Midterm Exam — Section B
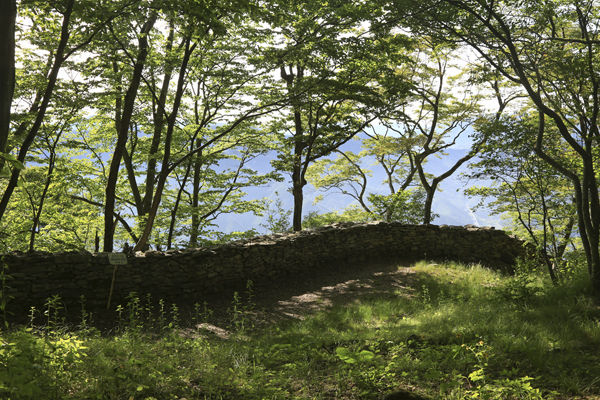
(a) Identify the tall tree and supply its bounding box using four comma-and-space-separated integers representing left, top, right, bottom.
103, 9, 157, 251
381, 40, 487, 224
263, 0, 404, 231
467, 110, 577, 283
0, 0, 136, 228
130, 6, 286, 251
0, 0, 77, 224
0, 0, 16, 157
306, 126, 426, 223
403, 0, 600, 290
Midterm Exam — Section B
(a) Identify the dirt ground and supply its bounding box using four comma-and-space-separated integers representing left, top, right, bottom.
195, 259, 422, 336
49, 259, 424, 334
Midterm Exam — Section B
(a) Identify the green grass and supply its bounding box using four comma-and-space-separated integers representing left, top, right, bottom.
1, 261, 600, 399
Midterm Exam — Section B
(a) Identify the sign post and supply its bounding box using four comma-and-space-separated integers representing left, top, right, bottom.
99, 252, 129, 310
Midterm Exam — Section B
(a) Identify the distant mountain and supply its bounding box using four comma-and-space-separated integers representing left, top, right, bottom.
216, 145, 503, 234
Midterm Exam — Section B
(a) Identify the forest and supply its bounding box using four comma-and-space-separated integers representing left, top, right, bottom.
1, 0, 599, 289
0, 1, 600, 398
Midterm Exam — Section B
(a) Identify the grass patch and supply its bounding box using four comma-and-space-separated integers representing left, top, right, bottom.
1, 261, 599, 399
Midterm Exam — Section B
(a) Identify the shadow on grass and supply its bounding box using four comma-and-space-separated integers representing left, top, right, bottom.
255, 262, 600, 398
3, 260, 600, 399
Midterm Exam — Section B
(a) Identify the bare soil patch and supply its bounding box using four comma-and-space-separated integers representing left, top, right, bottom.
198, 259, 422, 334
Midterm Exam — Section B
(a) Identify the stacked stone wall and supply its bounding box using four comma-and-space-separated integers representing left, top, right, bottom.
0, 223, 527, 320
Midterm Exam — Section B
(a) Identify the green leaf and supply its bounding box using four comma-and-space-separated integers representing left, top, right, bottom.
0, 152, 25, 170
468, 368, 485, 383
335, 346, 356, 364
356, 349, 375, 362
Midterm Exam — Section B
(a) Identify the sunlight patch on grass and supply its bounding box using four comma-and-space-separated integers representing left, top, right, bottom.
1, 260, 599, 399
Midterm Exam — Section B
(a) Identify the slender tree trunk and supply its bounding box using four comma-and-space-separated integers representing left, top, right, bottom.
94, 230, 100, 252
383, 163, 396, 221
292, 163, 305, 232
29, 133, 63, 252
122, 146, 143, 212
104, 14, 156, 252
422, 184, 436, 225
168, 139, 195, 249
291, 113, 307, 232
0, 53, 50, 174
0, 0, 16, 155
0, 0, 74, 223
416, 150, 479, 225
540, 194, 558, 284
591, 237, 600, 292
335, 150, 372, 214
167, 164, 192, 249
566, 138, 600, 290
189, 139, 202, 247
111, 64, 143, 213
280, 65, 307, 232
555, 215, 575, 261
29, 156, 54, 252
583, 152, 600, 292
143, 22, 175, 215
584, 164, 600, 291
380, 157, 397, 195
133, 37, 195, 252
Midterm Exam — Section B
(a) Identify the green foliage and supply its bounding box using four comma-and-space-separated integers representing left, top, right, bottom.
466, 112, 578, 282
0, 329, 88, 399
43, 295, 65, 334
302, 189, 429, 228
335, 346, 377, 364
447, 342, 545, 400
259, 0, 411, 230
259, 192, 292, 234
0, 153, 24, 172
3, 0, 600, 395
302, 205, 371, 228
0, 262, 11, 329
3, 0, 599, 291
0, 260, 598, 399
368, 189, 430, 223
305, 148, 373, 207
402, 0, 600, 287
228, 280, 256, 333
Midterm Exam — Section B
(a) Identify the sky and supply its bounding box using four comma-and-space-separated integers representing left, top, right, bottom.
214, 134, 502, 235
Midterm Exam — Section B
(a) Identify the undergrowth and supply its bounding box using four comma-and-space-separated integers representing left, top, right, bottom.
1, 261, 599, 399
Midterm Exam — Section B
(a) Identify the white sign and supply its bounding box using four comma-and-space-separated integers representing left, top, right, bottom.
106, 253, 128, 265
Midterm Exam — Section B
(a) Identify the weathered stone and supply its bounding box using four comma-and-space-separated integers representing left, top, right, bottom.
0, 223, 526, 321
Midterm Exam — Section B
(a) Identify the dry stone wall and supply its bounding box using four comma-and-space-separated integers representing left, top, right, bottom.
1, 222, 527, 320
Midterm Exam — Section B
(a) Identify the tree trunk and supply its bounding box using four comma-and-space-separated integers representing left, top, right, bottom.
584, 156, 600, 293
167, 164, 191, 249
133, 38, 195, 252
554, 215, 575, 261
143, 23, 175, 215
280, 65, 306, 232
0, 53, 50, 174
539, 184, 558, 284
415, 150, 478, 226
291, 115, 306, 232
591, 248, 600, 294
0, 0, 16, 155
104, 14, 156, 252
29, 133, 62, 252
422, 184, 436, 225
292, 169, 305, 232
189, 139, 202, 247
0, 0, 74, 224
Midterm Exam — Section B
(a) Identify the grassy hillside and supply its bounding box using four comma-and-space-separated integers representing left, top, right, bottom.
1, 261, 599, 399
